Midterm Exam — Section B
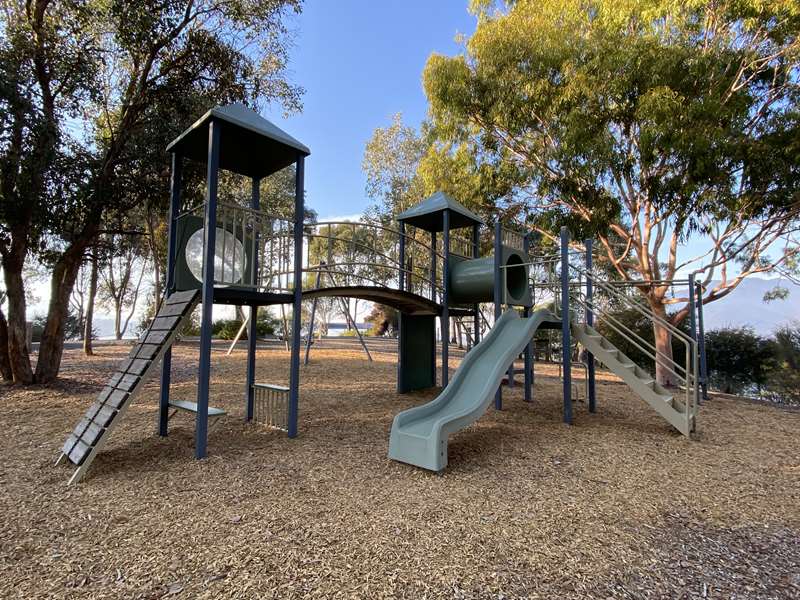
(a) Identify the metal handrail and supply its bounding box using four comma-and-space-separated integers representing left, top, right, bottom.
569, 264, 698, 421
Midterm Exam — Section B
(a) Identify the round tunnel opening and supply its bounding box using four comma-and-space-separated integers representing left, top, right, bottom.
504, 253, 527, 301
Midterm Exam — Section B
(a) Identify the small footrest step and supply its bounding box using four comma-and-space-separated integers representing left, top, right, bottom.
168, 400, 226, 417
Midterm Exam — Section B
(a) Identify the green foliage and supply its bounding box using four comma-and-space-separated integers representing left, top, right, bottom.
365, 304, 398, 337
0, 0, 305, 381
32, 311, 84, 343
211, 310, 280, 340
705, 327, 775, 396
419, 0, 800, 358
763, 323, 800, 405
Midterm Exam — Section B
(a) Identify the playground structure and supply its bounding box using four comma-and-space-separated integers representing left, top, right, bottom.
57, 104, 707, 483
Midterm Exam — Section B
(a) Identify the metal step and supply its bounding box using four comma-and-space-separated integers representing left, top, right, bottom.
572, 322, 693, 437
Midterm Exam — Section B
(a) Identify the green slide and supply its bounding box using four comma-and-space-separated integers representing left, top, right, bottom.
388, 308, 560, 471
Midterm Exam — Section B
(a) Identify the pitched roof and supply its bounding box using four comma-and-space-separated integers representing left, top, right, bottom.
167, 103, 310, 178
396, 191, 484, 232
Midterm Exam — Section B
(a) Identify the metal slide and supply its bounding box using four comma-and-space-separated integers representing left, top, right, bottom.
388, 308, 559, 471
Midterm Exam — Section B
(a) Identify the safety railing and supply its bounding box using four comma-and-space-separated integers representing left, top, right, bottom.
567, 264, 699, 426
252, 383, 289, 431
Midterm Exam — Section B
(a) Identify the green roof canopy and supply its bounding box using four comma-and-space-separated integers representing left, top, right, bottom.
396, 191, 484, 232
166, 103, 310, 178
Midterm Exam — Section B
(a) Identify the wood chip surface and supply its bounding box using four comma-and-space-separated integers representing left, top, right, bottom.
1, 338, 798, 599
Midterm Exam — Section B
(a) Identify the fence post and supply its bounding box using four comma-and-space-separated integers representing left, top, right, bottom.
560, 226, 572, 424
585, 238, 596, 413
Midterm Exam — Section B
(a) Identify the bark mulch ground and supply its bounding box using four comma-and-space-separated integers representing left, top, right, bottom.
1, 339, 798, 599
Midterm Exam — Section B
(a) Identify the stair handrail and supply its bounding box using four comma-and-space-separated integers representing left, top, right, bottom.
569, 264, 699, 417
572, 294, 689, 385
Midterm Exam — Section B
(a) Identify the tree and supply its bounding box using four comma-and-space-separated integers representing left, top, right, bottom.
423, 0, 800, 385
0, 0, 304, 383
366, 304, 398, 337
98, 234, 149, 340
764, 322, 800, 404
0, 291, 12, 380
83, 248, 99, 355
705, 327, 775, 395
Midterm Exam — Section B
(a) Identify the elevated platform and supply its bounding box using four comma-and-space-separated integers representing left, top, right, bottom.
302, 286, 441, 315
213, 287, 293, 307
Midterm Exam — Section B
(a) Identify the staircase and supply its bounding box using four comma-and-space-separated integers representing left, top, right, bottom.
572, 322, 696, 437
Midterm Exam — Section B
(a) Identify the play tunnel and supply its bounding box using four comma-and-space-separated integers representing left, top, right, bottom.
448, 246, 531, 306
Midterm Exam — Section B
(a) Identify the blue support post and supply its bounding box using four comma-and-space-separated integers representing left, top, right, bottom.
688, 273, 698, 404
430, 231, 436, 302
441, 209, 450, 388
696, 283, 708, 400
195, 121, 220, 459
523, 232, 532, 402
245, 176, 260, 421
560, 226, 572, 424
398, 221, 406, 292
159, 152, 182, 437
472, 223, 480, 346
494, 220, 502, 409
585, 238, 596, 413
288, 155, 305, 438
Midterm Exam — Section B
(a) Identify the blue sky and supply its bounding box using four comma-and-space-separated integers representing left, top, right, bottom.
262, 1, 477, 220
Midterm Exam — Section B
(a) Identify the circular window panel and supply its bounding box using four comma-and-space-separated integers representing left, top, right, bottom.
185, 228, 247, 285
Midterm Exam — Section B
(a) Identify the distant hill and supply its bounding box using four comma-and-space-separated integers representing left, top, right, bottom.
701, 278, 799, 334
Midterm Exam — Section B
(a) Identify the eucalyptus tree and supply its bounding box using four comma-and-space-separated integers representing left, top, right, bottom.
423, 0, 800, 384
0, 0, 304, 382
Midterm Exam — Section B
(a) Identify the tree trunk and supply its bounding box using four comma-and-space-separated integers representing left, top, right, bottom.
84, 251, 98, 355
113, 297, 123, 340
35, 247, 85, 383
0, 304, 13, 381
650, 302, 678, 387
2, 257, 34, 383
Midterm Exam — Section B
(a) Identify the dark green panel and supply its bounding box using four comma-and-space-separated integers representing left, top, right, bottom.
447, 245, 532, 307
173, 214, 254, 292
397, 314, 436, 393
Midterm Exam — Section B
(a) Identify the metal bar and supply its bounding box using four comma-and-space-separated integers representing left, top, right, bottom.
195, 120, 220, 459
430, 231, 437, 303
696, 283, 708, 400
523, 232, 532, 402
288, 155, 305, 439
304, 267, 323, 365
494, 220, 502, 409
441, 209, 450, 388
220, 204, 227, 284
585, 238, 596, 413
227, 316, 248, 355
472, 223, 480, 346
159, 152, 182, 437
560, 226, 572, 424
688, 274, 698, 410
398, 221, 406, 292
245, 177, 260, 421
